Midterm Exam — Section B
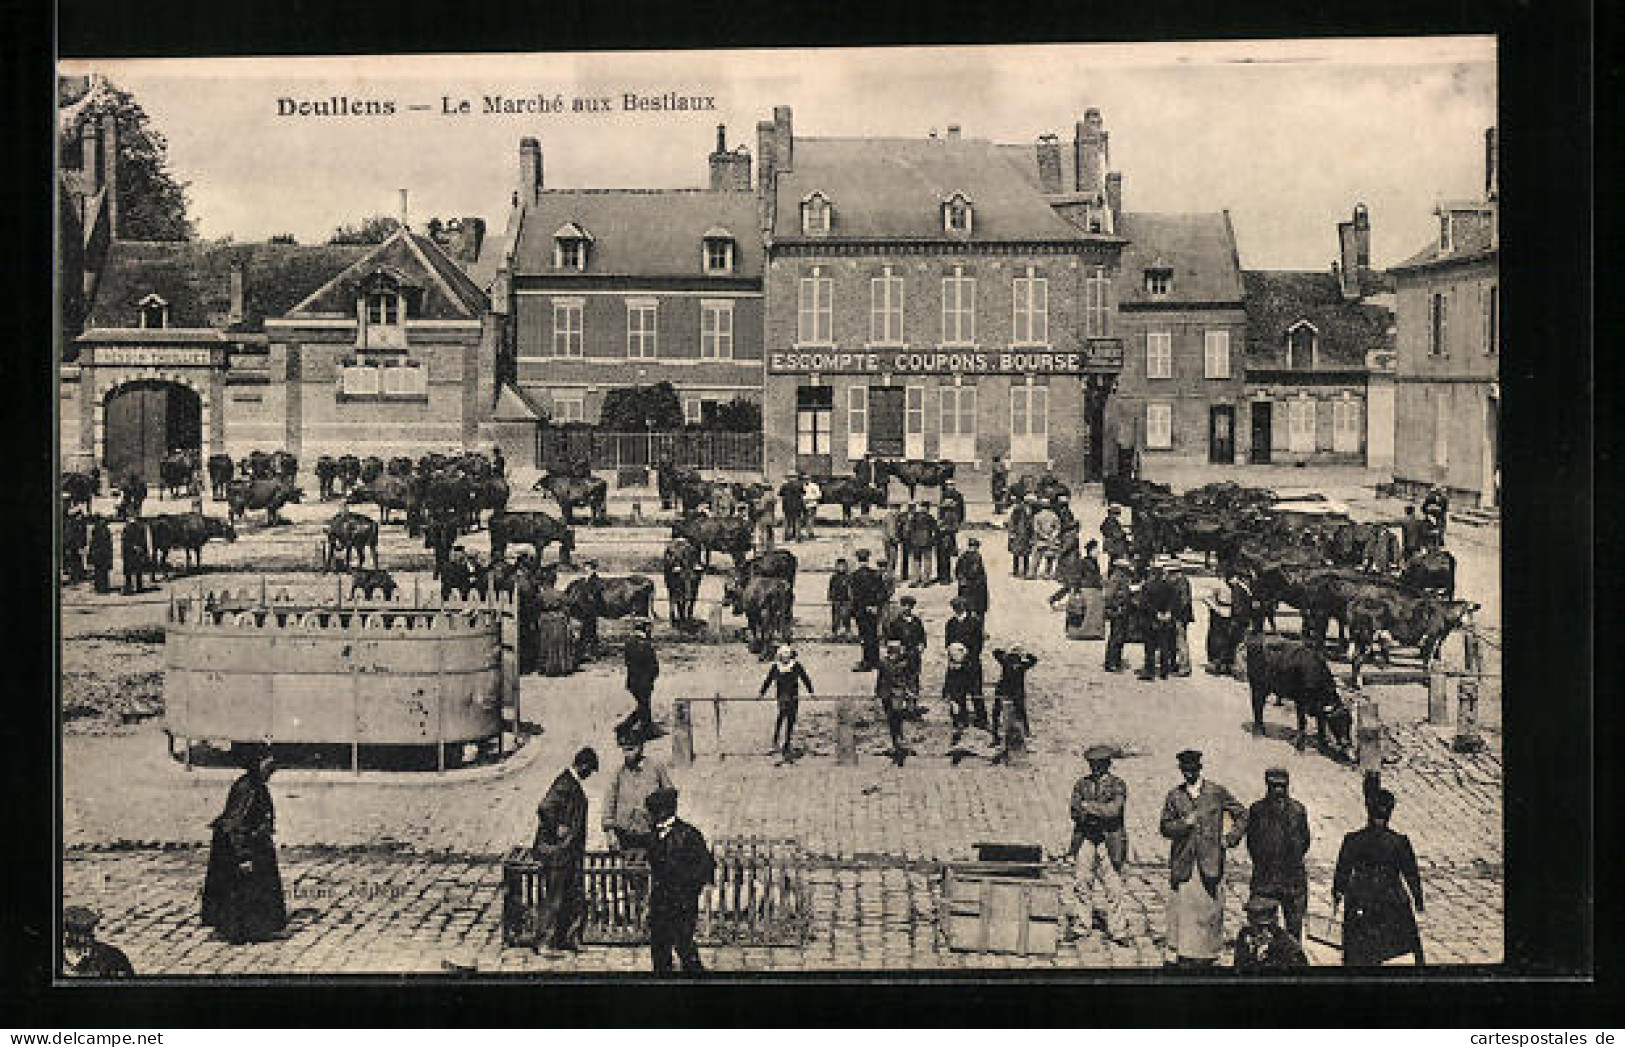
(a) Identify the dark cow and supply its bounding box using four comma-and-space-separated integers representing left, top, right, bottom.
61, 470, 99, 512
726, 575, 793, 658
565, 574, 656, 624
534, 471, 608, 525
206, 455, 234, 500
387, 456, 416, 478
360, 456, 385, 484
1399, 548, 1457, 599
1010, 471, 1071, 505
1348, 594, 1479, 683
1243, 635, 1355, 755
671, 513, 753, 571
661, 538, 702, 623
159, 451, 198, 499
879, 459, 956, 500
148, 512, 237, 574
324, 509, 380, 571
315, 456, 339, 501
272, 451, 298, 484
346, 476, 420, 526
656, 462, 703, 511
335, 454, 362, 494
241, 450, 275, 480
349, 568, 398, 600
489, 510, 575, 564
1102, 474, 1171, 507
814, 476, 887, 522
472, 476, 511, 528
1294, 568, 1418, 654
226, 478, 302, 525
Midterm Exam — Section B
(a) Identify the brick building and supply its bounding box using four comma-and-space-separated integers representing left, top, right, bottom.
1390, 129, 1499, 507
759, 107, 1127, 488
1241, 204, 1397, 466
489, 129, 764, 460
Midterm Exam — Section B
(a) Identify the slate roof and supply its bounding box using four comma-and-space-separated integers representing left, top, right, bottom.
1115, 212, 1245, 305
773, 137, 1100, 243
995, 142, 1080, 196
294, 230, 486, 318
1391, 204, 1498, 271
83, 240, 371, 333
512, 190, 762, 279
1241, 270, 1395, 368
457, 232, 507, 294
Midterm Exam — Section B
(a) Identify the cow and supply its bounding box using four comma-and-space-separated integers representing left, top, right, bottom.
386, 456, 415, 478
661, 538, 702, 623
1400, 548, 1457, 599
360, 456, 385, 484
226, 478, 302, 525
1348, 594, 1479, 684
314, 456, 339, 501
879, 459, 955, 500
324, 509, 380, 571
1294, 568, 1419, 654
272, 451, 298, 485
565, 575, 656, 637
349, 568, 398, 600
206, 455, 233, 500
1010, 471, 1071, 506
335, 454, 362, 494
534, 471, 608, 525
1242, 635, 1355, 756
241, 450, 275, 480
1325, 522, 1383, 569
672, 513, 753, 571
61, 470, 99, 512
814, 476, 887, 522
346, 476, 420, 527
148, 512, 237, 574
656, 461, 703, 511
1102, 474, 1171, 508
159, 452, 198, 499
489, 510, 575, 565
726, 575, 793, 658
472, 476, 511, 529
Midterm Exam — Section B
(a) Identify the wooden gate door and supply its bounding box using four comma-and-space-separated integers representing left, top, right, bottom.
1249, 402, 1272, 464
868, 386, 905, 458
103, 383, 169, 486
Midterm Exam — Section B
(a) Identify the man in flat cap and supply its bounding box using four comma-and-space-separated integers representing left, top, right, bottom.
1066, 745, 1129, 943
644, 787, 715, 975
884, 594, 927, 718
577, 560, 606, 660
619, 617, 660, 742
1246, 767, 1312, 941
532, 747, 598, 955
1101, 504, 1130, 565
1159, 749, 1248, 966
955, 536, 989, 617
848, 548, 888, 671
602, 728, 673, 853
1232, 895, 1308, 970
61, 905, 134, 978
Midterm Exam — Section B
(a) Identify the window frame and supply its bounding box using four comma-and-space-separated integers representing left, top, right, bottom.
1145, 401, 1173, 450
700, 299, 734, 360
1204, 329, 1231, 379
365, 290, 401, 327
1012, 271, 1049, 346
1085, 266, 1110, 337
703, 239, 734, 275
551, 299, 584, 359
1332, 396, 1361, 453
1009, 383, 1049, 461
801, 194, 831, 236
1429, 292, 1449, 357
797, 273, 833, 345
554, 395, 586, 424
938, 384, 978, 461
1144, 269, 1172, 296
941, 267, 976, 346
870, 270, 904, 345
555, 238, 586, 271
796, 387, 834, 456
1146, 331, 1173, 380
626, 299, 658, 360
1288, 397, 1316, 453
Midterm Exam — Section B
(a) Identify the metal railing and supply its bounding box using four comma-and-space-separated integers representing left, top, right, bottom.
538, 430, 763, 473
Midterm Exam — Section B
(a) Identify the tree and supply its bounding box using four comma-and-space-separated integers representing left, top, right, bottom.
327, 215, 400, 245
712, 397, 762, 433
67, 80, 195, 240
267, 233, 298, 244
599, 382, 684, 431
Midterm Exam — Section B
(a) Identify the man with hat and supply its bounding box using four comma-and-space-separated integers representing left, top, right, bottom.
643, 786, 715, 974
848, 548, 888, 671
827, 555, 854, 637
939, 477, 966, 529
778, 473, 805, 543
884, 594, 927, 717
602, 729, 674, 852
1007, 493, 1036, 578
1102, 559, 1136, 672
120, 514, 150, 595
1101, 505, 1130, 565
202, 743, 286, 945
954, 536, 989, 616
577, 560, 606, 659
1233, 895, 1308, 970
945, 597, 987, 726
1066, 745, 1129, 943
934, 498, 960, 586
63, 502, 88, 584
990, 455, 1010, 514
1137, 564, 1180, 681
874, 638, 914, 764
532, 747, 599, 954
1245, 767, 1312, 941
905, 502, 937, 587
61, 905, 134, 978
619, 617, 660, 742
88, 514, 114, 594
1159, 749, 1248, 966
1170, 565, 1196, 677
882, 502, 907, 580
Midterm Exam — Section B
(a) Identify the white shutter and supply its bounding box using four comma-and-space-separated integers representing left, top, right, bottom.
1146, 402, 1172, 450
847, 385, 868, 461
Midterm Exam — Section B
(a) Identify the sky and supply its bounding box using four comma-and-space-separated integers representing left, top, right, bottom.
62, 38, 1495, 270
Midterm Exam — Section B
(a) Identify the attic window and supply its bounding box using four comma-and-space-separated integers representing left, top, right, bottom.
138, 294, 169, 329
702, 228, 735, 275
365, 291, 401, 326
552, 222, 593, 271
943, 194, 973, 235
801, 193, 831, 236
1286, 321, 1319, 369
1438, 212, 1452, 252
1144, 267, 1172, 296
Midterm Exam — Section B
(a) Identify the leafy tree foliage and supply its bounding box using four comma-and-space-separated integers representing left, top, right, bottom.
711, 397, 762, 433
267, 233, 298, 244
599, 382, 684, 431
66, 80, 195, 240
327, 215, 400, 245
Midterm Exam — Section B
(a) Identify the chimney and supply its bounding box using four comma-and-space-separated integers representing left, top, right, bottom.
946, 124, 961, 139
1105, 171, 1123, 214
1336, 204, 1370, 299
1035, 134, 1062, 194
398, 189, 410, 231
101, 112, 119, 236
1074, 108, 1108, 196
709, 125, 753, 192
1353, 203, 1371, 267
773, 105, 793, 173
757, 117, 778, 232
81, 117, 99, 179
229, 258, 245, 324
455, 217, 487, 263
519, 137, 544, 202
1485, 126, 1498, 201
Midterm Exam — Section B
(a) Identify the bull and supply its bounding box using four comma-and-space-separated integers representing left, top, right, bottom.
565, 575, 656, 636
534, 471, 608, 525
879, 459, 955, 501
159, 451, 198, 499
661, 538, 702, 623
1243, 635, 1355, 756
314, 456, 339, 501
349, 568, 398, 600
725, 575, 793, 659
1348, 594, 1479, 683
346, 476, 419, 527
148, 512, 236, 574
324, 509, 380, 571
671, 513, 753, 571
335, 454, 362, 494
227, 478, 302, 526
489, 510, 575, 565
206, 455, 233, 500
814, 476, 887, 522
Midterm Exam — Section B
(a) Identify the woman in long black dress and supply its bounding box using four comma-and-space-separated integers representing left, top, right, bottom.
202, 744, 287, 944
1332, 787, 1425, 966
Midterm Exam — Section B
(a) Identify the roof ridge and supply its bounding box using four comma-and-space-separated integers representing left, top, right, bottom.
537, 187, 744, 196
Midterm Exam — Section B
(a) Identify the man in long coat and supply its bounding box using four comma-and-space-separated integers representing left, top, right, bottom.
934, 504, 960, 585
905, 505, 937, 587
1138, 566, 1180, 681
1007, 494, 1036, 578
1101, 505, 1130, 565
848, 548, 888, 671
620, 619, 660, 741
1245, 767, 1312, 941
882, 503, 907, 579
88, 516, 114, 594
1159, 749, 1248, 966
954, 536, 989, 616
202, 744, 286, 945
990, 455, 1010, 513
644, 787, 715, 974
120, 517, 150, 595
1103, 561, 1136, 672
944, 598, 986, 727
532, 747, 598, 953
1333, 787, 1426, 966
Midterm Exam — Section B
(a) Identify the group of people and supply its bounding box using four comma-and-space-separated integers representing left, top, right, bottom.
61, 501, 156, 595
876, 479, 968, 587
1066, 748, 1427, 968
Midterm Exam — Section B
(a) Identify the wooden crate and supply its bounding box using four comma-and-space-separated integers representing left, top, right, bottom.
941, 862, 1062, 956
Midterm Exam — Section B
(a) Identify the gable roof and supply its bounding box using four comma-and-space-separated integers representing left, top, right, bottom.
83, 240, 372, 333
773, 136, 1101, 243
1115, 212, 1244, 304
290, 229, 486, 318
513, 190, 762, 279
1241, 270, 1395, 367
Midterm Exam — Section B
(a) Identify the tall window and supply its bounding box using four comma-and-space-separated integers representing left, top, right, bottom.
365, 291, 400, 326
1204, 330, 1231, 379
870, 270, 904, 344
846, 386, 868, 460
1433, 392, 1450, 467
700, 301, 734, 360
796, 386, 833, 455
1009, 384, 1049, 461
939, 385, 978, 461
942, 267, 975, 345
1289, 398, 1316, 453
1085, 266, 1110, 336
801, 194, 831, 235
552, 300, 583, 358
798, 273, 833, 344
627, 301, 657, 359
1332, 397, 1361, 453
1012, 272, 1048, 345
1145, 402, 1172, 450
1485, 285, 1498, 355
1287, 324, 1317, 369
1429, 293, 1448, 356
555, 239, 586, 270
904, 385, 926, 458
703, 239, 734, 275
1146, 331, 1172, 379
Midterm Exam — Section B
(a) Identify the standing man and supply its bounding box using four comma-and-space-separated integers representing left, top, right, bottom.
875, 639, 913, 765
754, 484, 777, 551
882, 502, 906, 580
62, 504, 88, 584
934, 503, 959, 586
990, 455, 1010, 514
848, 548, 888, 671
778, 474, 806, 543
577, 560, 606, 660
760, 644, 815, 761
827, 556, 854, 638
955, 537, 989, 617
1159, 750, 1248, 967
119, 471, 147, 522
532, 747, 598, 955
939, 478, 966, 530
1170, 567, 1195, 677
1007, 493, 1035, 579
855, 452, 877, 491
61, 906, 134, 978
1203, 586, 1238, 676
1066, 745, 1129, 944
120, 517, 150, 595
990, 644, 1039, 755
1138, 565, 1179, 681
1102, 560, 1135, 673
1421, 487, 1449, 548
945, 598, 987, 731
1399, 505, 1427, 558
88, 515, 114, 594
644, 787, 715, 975
620, 618, 660, 743
884, 594, 927, 717
1245, 767, 1312, 942
1101, 505, 1130, 566
602, 728, 673, 852
801, 474, 821, 540
906, 503, 936, 587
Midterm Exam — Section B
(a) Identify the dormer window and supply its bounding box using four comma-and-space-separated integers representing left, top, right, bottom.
357, 270, 417, 350
702, 227, 735, 275
942, 193, 973, 235
552, 222, 593, 271
1144, 266, 1172, 296
801, 193, 832, 236
138, 294, 169, 329
1438, 211, 1454, 253
365, 291, 400, 326
1286, 320, 1319, 369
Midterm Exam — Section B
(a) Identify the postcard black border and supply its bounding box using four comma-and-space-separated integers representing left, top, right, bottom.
5, 0, 1605, 1028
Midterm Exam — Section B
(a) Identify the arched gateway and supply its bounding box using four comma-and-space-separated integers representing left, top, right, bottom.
103, 379, 202, 485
